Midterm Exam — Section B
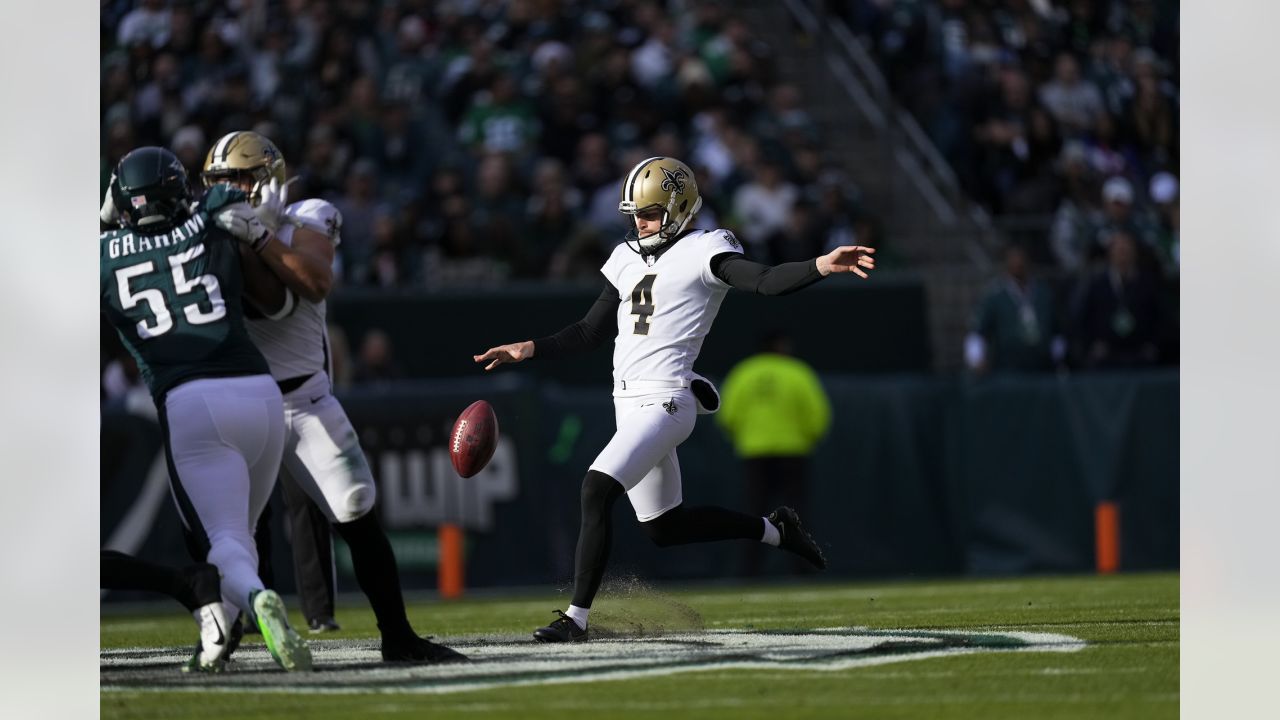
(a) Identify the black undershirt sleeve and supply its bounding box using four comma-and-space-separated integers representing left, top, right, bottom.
532, 282, 621, 358
710, 252, 826, 296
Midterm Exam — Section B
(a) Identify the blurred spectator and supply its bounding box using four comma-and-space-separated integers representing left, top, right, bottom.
732, 159, 798, 262
1148, 172, 1179, 275
846, 0, 1177, 226
117, 0, 171, 49
1070, 230, 1167, 370
524, 158, 583, 279
971, 66, 1034, 212
295, 123, 350, 200
1038, 52, 1105, 137
472, 153, 525, 273
459, 72, 540, 158
1096, 175, 1162, 271
351, 329, 405, 385
770, 201, 825, 264
170, 125, 207, 191
717, 330, 831, 577
368, 209, 406, 288
100, 0, 868, 292
965, 244, 1065, 375
333, 159, 387, 285
1050, 142, 1104, 273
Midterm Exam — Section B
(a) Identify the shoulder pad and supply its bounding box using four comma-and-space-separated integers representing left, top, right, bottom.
286, 199, 342, 243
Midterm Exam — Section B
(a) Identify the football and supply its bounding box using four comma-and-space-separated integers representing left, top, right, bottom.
449, 400, 499, 478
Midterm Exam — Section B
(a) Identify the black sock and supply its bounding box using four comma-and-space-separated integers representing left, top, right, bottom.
570, 470, 626, 609
100, 550, 206, 612
333, 512, 413, 639
641, 504, 761, 547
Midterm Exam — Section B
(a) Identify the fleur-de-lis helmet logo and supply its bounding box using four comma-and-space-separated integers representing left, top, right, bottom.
660, 166, 688, 193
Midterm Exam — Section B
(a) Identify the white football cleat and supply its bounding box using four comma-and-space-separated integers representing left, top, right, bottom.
183, 601, 230, 673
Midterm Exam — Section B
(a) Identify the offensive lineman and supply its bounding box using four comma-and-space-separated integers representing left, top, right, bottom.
100, 146, 311, 671
200, 131, 466, 664
474, 157, 875, 642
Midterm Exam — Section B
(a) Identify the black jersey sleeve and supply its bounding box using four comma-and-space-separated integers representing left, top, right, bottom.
710, 252, 825, 296
532, 282, 621, 358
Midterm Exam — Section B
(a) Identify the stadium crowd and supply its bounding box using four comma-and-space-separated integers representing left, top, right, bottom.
837, 0, 1179, 277
101, 0, 875, 290
100, 0, 1178, 378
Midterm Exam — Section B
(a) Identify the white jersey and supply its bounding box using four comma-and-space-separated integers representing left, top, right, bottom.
600, 229, 742, 392
246, 198, 343, 382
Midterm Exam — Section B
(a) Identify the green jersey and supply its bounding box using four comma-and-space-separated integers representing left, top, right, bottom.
100, 185, 269, 400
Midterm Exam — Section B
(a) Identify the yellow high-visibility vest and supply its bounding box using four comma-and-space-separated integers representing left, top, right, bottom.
716, 353, 831, 458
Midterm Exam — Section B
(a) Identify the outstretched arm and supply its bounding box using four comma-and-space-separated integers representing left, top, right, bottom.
474, 283, 620, 371
711, 245, 876, 296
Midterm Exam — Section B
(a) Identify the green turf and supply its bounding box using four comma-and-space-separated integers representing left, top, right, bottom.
101, 572, 1178, 719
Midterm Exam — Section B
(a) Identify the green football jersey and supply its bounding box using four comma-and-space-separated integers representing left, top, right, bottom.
100, 185, 269, 399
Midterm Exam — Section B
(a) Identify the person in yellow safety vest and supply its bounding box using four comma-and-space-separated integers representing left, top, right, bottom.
717, 330, 832, 576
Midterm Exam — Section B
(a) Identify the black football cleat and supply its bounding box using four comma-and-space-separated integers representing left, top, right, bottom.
381, 634, 469, 664
768, 506, 828, 570
533, 610, 587, 643
308, 616, 341, 634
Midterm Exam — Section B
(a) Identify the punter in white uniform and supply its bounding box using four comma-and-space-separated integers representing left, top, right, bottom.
201, 131, 466, 665
475, 156, 876, 642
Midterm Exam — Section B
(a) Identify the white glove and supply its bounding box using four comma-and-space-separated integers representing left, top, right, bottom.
214, 202, 271, 250
253, 177, 290, 233
100, 173, 120, 225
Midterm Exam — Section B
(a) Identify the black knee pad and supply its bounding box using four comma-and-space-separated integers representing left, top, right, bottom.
580, 470, 625, 518
641, 505, 687, 547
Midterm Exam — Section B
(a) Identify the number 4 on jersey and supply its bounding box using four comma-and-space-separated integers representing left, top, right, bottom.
630, 274, 657, 335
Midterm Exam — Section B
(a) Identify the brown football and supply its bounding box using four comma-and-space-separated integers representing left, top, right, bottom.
449, 400, 499, 478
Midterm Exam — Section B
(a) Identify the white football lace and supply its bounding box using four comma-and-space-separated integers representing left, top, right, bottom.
452, 420, 468, 453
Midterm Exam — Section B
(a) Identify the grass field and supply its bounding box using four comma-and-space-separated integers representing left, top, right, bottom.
101, 572, 1178, 719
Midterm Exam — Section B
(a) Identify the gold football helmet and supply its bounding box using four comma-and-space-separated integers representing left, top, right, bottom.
201, 131, 287, 204
618, 156, 703, 252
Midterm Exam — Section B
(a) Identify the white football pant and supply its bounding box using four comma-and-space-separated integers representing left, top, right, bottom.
590, 388, 698, 521
163, 375, 285, 616
279, 371, 377, 524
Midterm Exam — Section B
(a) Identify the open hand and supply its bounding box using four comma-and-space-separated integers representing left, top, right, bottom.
817, 245, 876, 278
254, 177, 298, 232
473, 341, 535, 371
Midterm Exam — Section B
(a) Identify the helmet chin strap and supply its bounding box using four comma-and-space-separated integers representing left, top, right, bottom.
624, 224, 676, 258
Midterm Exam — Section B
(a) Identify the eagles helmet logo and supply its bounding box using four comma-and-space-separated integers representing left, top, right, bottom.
660, 166, 688, 193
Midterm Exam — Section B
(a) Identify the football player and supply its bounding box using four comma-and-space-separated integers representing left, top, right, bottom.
475, 156, 875, 642
100, 146, 311, 671
200, 131, 467, 664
